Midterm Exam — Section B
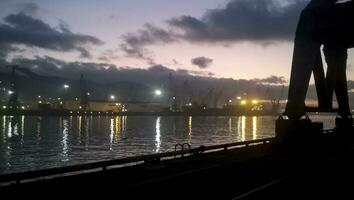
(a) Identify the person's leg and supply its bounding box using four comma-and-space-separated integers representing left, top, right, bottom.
284, 36, 321, 119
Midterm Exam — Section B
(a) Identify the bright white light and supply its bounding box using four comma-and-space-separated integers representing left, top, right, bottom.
229, 99, 233, 103
2, 106, 6, 109
155, 90, 162, 96
86, 92, 90, 96
8, 90, 14, 94
21, 106, 25, 110
63, 84, 69, 89
38, 95, 41, 98
237, 96, 242, 100
110, 95, 115, 100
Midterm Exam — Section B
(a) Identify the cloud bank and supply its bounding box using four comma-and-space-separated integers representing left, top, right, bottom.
122, 0, 308, 51
0, 12, 103, 58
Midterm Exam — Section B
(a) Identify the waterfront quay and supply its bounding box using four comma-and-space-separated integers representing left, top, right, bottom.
1, 126, 354, 199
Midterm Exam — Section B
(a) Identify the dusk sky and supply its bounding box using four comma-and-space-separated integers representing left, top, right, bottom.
1, 0, 353, 81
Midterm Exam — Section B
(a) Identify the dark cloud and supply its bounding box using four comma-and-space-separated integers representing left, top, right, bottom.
120, 0, 308, 51
9, 56, 216, 83
4, 55, 354, 106
5, 56, 278, 106
120, 44, 155, 65
121, 24, 178, 64
252, 75, 287, 85
191, 56, 213, 69
0, 44, 14, 59
17, 2, 39, 16
168, 0, 307, 43
123, 24, 176, 47
0, 13, 103, 58
7, 55, 278, 88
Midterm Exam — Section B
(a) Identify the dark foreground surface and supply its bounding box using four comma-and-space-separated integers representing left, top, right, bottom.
1, 128, 354, 199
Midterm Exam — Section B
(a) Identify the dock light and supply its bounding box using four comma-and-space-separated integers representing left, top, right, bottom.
241, 100, 247, 105
21, 106, 25, 110
155, 90, 162, 96
79, 106, 82, 109
110, 95, 115, 100
8, 90, 14, 95
63, 84, 69, 89
86, 92, 90, 96
60, 101, 63, 105
237, 96, 242, 100
70, 111, 73, 114
189, 103, 192, 106
2, 106, 6, 109
38, 100, 42, 104
38, 95, 41, 98
229, 99, 233, 103
252, 100, 258, 104
173, 96, 176, 100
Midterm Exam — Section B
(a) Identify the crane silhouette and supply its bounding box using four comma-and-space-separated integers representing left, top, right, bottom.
284, 0, 354, 123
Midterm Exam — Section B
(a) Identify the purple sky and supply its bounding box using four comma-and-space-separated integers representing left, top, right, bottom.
1, 0, 353, 81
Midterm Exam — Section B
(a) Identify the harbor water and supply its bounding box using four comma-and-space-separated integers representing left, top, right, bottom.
0, 115, 336, 175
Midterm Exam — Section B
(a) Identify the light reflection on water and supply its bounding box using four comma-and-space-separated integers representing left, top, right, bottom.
0, 115, 336, 174
155, 117, 161, 153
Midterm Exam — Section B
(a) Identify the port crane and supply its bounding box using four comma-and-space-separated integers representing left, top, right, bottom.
79, 74, 90, 110
285, 0, 354, 121
272, 85, 285, 114
212, 88, 224, 108
7, 65, 19, 110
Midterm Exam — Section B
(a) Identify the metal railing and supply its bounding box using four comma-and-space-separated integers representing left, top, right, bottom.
0, 138, 273, 185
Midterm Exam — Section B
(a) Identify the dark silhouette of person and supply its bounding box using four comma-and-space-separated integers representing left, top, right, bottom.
284, 0, 353, 120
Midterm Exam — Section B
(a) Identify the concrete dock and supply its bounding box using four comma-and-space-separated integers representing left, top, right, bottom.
0, 128, 353, 199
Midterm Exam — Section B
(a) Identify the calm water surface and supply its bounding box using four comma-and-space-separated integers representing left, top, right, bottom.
0, 115, 335, 174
